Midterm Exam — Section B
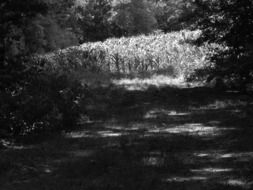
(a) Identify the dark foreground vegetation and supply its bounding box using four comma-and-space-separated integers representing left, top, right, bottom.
0, 0, 253, 189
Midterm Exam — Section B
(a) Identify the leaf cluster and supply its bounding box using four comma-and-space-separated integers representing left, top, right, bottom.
194, 0, 253, 90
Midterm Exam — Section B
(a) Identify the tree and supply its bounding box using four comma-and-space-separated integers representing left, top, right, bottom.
0, 0, 49, 86
0, 0, 78, 59
147, 0, 197, 32
73, 0, 114, 42
0, 0, 48, 137
112, 0, 157, 36
194, 0, 253, 90
0, 0, 82, 138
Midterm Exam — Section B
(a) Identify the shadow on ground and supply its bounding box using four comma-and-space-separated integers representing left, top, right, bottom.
1, 80, 253, 190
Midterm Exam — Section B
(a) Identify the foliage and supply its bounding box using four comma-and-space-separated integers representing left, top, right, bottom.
0, 0, 78, 57
71, 0, 202, 41
112, 0, 157, 36
72, 0, 117, 42
194, 0, 253, 90
0, 0, 84, 138
0, 56, 88, 137
72, 0, 160, 42
25, 15, 78, 54
148, 0, 198, 32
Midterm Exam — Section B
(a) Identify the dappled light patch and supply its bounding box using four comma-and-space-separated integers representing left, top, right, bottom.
143, 156, 165, 167
44, 168, 52, 174
191, 168, 233, 174
0, 140, 33, 150
97, 131, 123, 137
65, 129, 125, 139
222, 179, 252, 189
105, 124, 147, 132
66, 121, 236, 140
65, 130, 95, 138
192, 100, 250, 111
65, 127, 128, 139
112, 75, 188, 90
194, 151, 253, 161
144, 109, 190, 119
148, 123, 235, 137
165, 176, 207, 182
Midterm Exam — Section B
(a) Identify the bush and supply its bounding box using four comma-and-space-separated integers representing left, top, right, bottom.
0, 58, 87, 138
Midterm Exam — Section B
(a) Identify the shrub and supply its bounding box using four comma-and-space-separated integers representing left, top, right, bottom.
0, 58, 87, 138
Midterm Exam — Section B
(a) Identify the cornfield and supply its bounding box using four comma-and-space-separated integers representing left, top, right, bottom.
39, 30, 220, 80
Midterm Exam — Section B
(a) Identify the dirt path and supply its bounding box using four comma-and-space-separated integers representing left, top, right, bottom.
1, 82, 253, 190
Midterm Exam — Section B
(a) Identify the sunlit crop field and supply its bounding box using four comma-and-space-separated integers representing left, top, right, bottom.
40, 30, 220, 81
